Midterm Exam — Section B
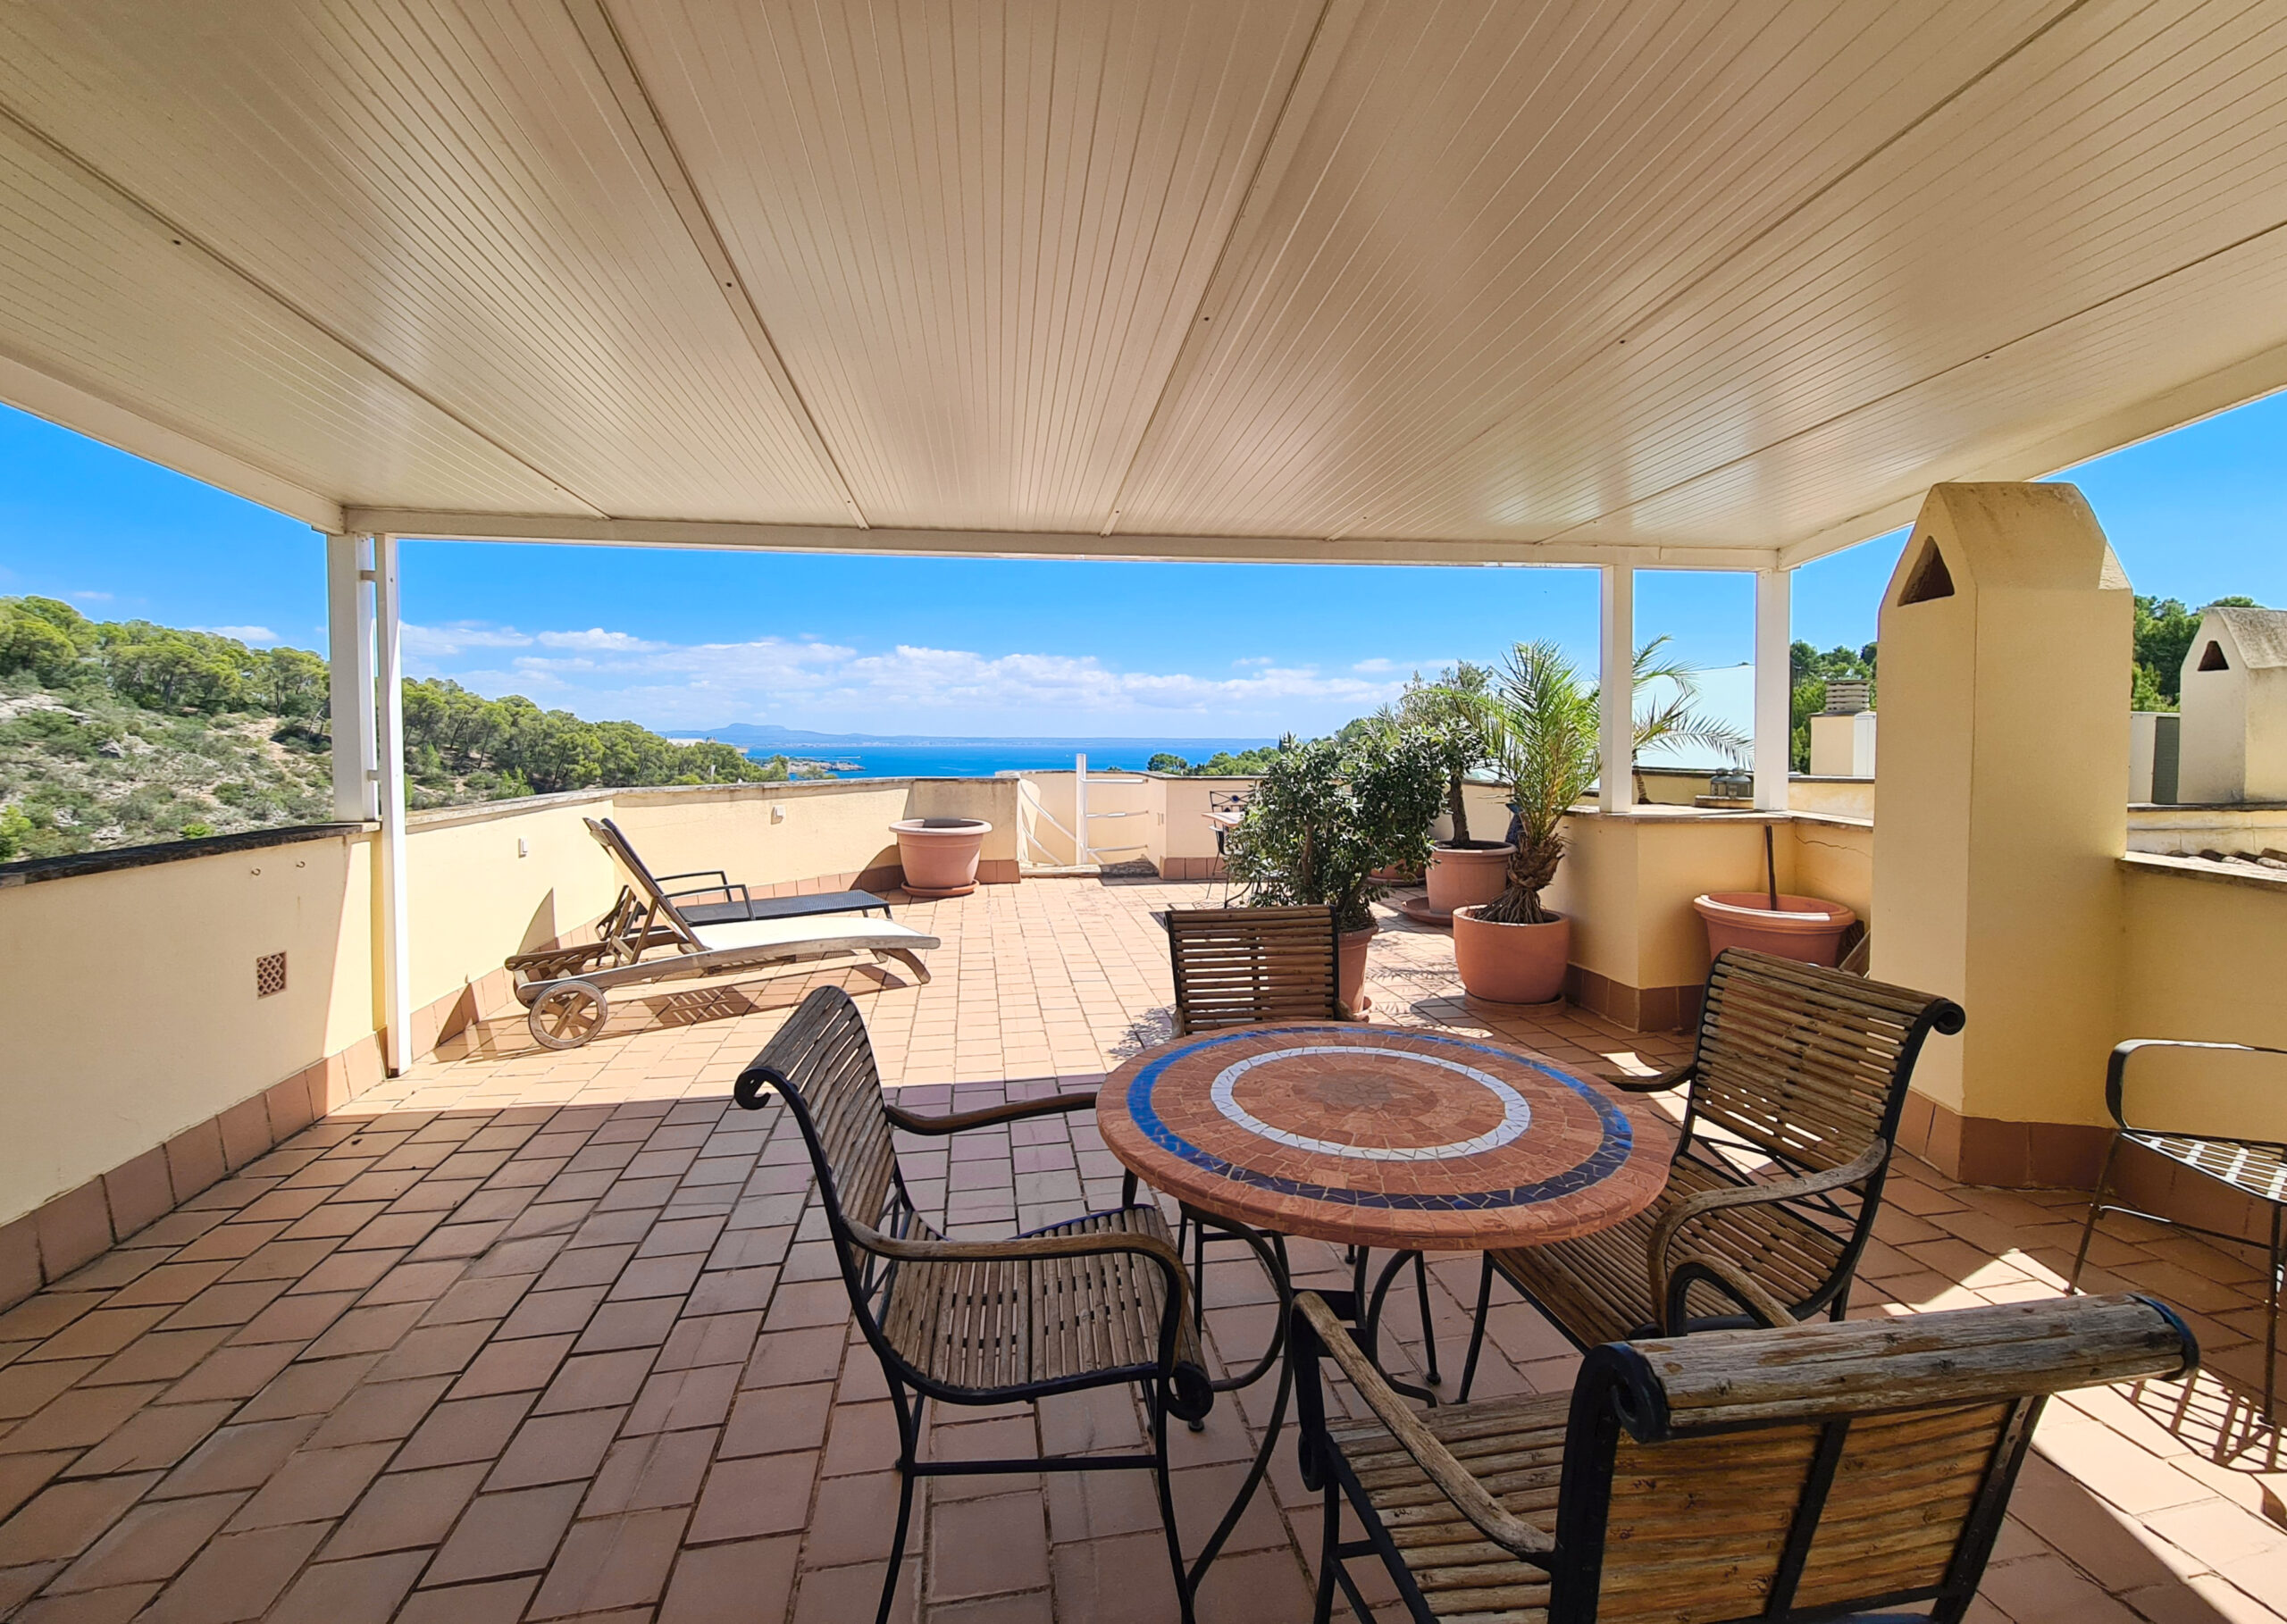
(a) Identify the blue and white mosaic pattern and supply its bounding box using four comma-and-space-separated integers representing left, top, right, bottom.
1126, 1026, 1634, 1214
1206, 1043, 1531, 1162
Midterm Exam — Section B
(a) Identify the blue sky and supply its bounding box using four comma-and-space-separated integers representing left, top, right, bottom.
2, 389, 2283, 737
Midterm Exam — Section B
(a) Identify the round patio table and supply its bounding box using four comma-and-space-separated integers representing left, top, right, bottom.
1097, 1021, 1671, 1591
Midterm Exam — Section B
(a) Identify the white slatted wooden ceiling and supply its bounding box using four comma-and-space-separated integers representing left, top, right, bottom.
0, 0, 2283, 568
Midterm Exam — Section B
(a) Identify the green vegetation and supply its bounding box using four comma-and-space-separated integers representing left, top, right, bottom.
1220, 731, 1445, 931
1470, 639, 1748, 925
0, 596, 820, 863
2132, 594, 2258, 710
1789, 641, 1877, 773
1147, 744, 1286, 775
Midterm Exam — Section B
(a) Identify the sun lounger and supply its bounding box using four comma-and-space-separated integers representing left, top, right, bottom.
503, 816, 935, 1049
590, 817, 891, 927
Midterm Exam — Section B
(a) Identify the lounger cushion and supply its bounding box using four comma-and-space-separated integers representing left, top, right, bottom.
690, 916, 937, 954
677, 890, 889, 927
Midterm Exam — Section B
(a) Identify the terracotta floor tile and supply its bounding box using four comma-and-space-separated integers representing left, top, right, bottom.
151, 1417, 321, 1499
262, 1549, 427, 1624
394, 1574, 536, 1624
13, 1582, 164, 1624
320, 1463, 486, 1559
155, 1343, 300, 1406
580, 1428, 716, 1516
421, 1481, 585, 1584
132, 1519, 328, 1624
719, 1380, 834, 1459
687, 1449, 817, 1542
448, 1332, 577, 1400
534, 1348, 658, 1416
392, 1392, 537, 1470
486, 1406, 625, 1491
0, 1472, 163, 1566
625, 1364, 739, 1434
655, 1533, 799, 1624
227, 1440, 394, 1530
527, 1506, 690, 1618
47, 1491, 244, 1594
1, 1384, 166, 1454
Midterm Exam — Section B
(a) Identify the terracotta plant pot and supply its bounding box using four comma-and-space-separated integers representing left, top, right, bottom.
891, 817, 992, 899
1692, 892, 1857, 967
1409, 841, 1514, 926
1452, 906, 1571, 1004
1337, 923, 1376, 1017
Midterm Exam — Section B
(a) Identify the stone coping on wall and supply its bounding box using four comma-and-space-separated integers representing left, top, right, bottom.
2119, 850, 2287, 892
0, 820, 371, 888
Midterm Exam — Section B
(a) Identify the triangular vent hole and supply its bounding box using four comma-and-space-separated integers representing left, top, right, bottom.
1898, 537, 1955, 605
2199, 640, 2229, 671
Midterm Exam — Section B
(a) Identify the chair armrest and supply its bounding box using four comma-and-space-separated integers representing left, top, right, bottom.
662, 878, 749, 906
656, 868, 732, 887
1663, 1252, 1802, 1332
1646, 1140, 1887, 1333
1290, 1293, 1554, 1563
2107, 1038, 2287, 1129
884, 1091, 1101, 1134
1609, 1059, 1695, 1094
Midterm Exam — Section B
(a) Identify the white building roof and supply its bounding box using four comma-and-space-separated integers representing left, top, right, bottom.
3, 1, 2285, 569
2203, 607, 2287, 672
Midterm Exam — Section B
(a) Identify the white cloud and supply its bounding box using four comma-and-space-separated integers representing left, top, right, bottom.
1231, 656, 1274, 668
397, 616, 1403, 732
1351, 657, 1398, 674
197, 624, 278, 645
71, 590, 113, 603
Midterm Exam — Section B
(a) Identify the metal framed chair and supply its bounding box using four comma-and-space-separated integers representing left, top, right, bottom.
1294, 1285, 2194, 1624
1457, 948, 1965, 1395
2070, 1036, 2287, 1422
1205, 787, 1253, 903
1160, 905, 1446, 1385
733, 985, 1212, 1624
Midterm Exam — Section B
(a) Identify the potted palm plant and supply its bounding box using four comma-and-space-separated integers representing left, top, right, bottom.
1394, 664, 1513, 923
1223, 730, 1445, 1014
1455, 639, 1746, 1003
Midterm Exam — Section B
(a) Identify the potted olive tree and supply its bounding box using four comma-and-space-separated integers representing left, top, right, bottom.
1455, 639, 1745, 1003
1223, 729, 1445, 1014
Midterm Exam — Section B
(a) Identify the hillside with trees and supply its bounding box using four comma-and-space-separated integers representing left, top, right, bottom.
0, 596, 817, 862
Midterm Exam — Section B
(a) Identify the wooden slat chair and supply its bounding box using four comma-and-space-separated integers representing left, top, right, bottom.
1458, 949, 1965, 1394
733, 985, 1213, 1624
1167, 904, 1347, 1034
1293, 1285, 2195, 1624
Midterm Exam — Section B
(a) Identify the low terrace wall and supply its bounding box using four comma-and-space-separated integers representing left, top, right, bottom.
0, 774, 1019, 1299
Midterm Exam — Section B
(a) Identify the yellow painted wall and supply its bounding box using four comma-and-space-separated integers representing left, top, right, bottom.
0, 830, 371, 1226
1872, 483, 2131, 1129
2119, 861, 2287, 1140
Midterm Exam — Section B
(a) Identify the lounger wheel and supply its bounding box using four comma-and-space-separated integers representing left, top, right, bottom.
529, 981, 609, 1050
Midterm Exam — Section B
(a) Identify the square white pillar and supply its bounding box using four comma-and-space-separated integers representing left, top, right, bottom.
325, 534, 377, 823
1754, 568, 1792, 810
373, 534, 412, 1076
1598, 565, 1634, 813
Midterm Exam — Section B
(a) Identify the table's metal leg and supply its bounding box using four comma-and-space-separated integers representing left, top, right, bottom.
1179, 1210, 1292, 1594
1359, 1248, 1437, 1408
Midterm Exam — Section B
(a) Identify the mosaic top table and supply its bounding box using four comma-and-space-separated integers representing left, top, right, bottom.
1099, 1021, 1671, 1595
1098, 1022, 1670, 1254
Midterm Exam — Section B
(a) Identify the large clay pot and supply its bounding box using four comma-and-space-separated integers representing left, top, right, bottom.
1415, 841, 1514, 925
1337, 923, 1376, 1017
891, 817, 992, 899
1692, 892, 1856, 967
1452, 906, 1571, 1005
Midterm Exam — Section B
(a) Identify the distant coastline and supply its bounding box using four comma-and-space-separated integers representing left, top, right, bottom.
668, 729, 1280, 781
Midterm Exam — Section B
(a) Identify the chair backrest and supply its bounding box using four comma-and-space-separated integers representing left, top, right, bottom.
1550, 1293, 2194, 1624
1687, 948, 1965, 1174
585, 817, 703, 949
733, 985, 903, 1243
1165, 905, 1341, 1034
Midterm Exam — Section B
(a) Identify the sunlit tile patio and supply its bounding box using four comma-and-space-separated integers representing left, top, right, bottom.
0, 878, 2281, 1624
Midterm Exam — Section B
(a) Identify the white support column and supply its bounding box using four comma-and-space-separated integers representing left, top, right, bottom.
1598, 565, 1634, 813
1754, 568, 1793, 810
373, 534, 412, 1076
325, 534, 377, 823
1073, 753, 1090, 865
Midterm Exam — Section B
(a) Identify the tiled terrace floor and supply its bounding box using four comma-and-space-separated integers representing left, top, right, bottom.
2, 878, 2283, 1624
